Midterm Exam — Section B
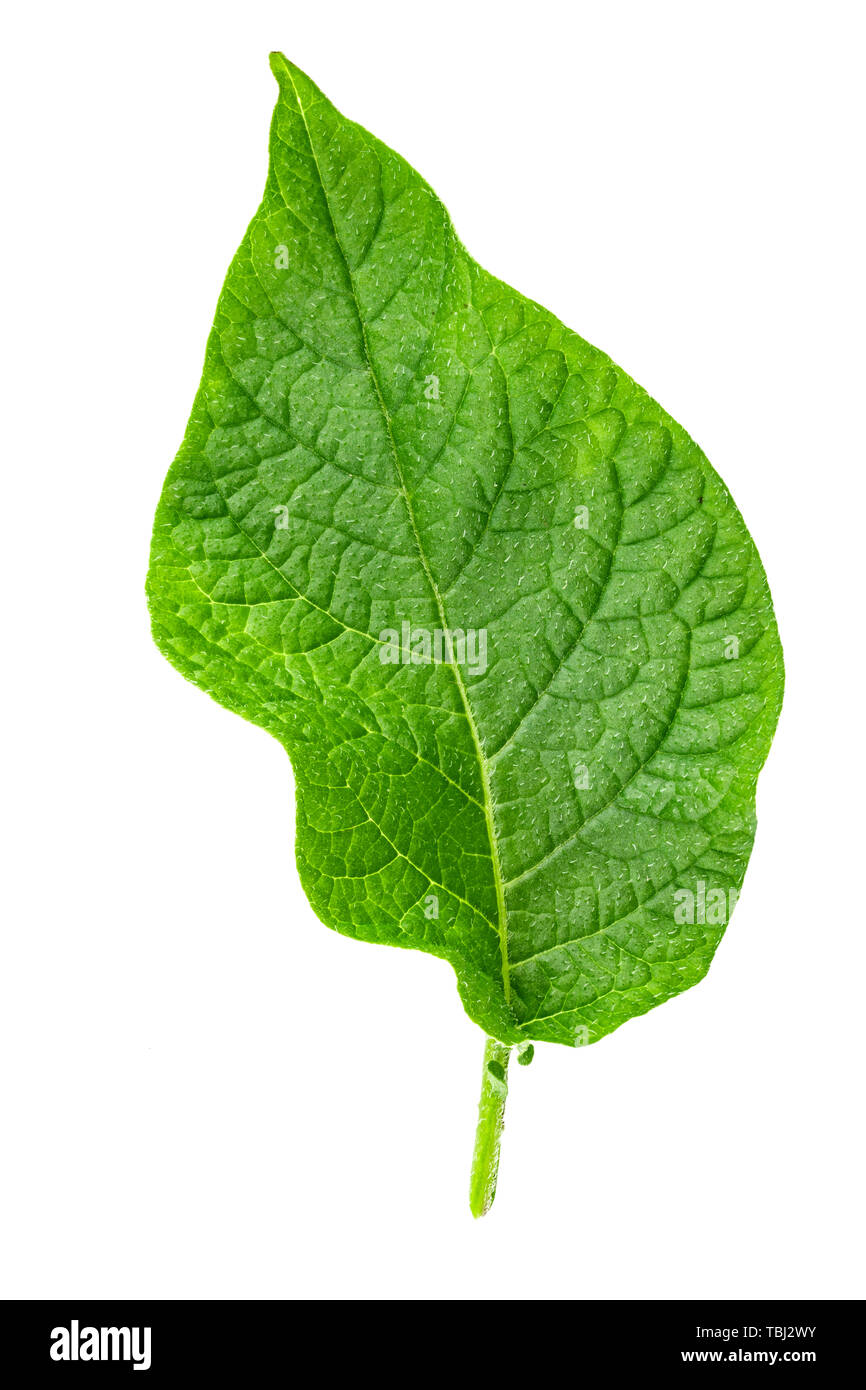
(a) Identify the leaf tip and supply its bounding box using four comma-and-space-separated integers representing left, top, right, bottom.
268, 52, 322, 112
268, 50, 302, 94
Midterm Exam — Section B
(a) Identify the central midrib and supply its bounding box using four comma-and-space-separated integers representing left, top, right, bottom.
291, 80, 512, 1010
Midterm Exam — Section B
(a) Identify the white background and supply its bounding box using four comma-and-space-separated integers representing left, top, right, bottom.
2, 0, 864, 1300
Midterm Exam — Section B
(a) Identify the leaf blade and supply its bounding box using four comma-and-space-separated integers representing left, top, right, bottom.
147, 54, 784, 1047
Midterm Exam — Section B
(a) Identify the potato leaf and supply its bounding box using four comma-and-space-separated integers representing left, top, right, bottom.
147, 55, 784, 1214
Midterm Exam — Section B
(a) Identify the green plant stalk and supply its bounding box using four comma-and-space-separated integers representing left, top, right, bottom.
469, 1037, 512, 1217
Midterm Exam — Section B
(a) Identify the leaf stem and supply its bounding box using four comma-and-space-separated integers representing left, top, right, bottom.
469, 1036, 511, 1218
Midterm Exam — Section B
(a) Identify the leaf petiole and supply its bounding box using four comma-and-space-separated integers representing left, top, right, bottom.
469, 1036, 512, 1218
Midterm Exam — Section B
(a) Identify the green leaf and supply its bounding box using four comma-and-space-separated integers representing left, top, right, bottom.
147, 54, 783, 1060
